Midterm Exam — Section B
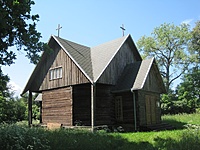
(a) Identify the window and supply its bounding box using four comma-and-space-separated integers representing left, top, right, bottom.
115, 96, 123, 121
49, 67, 62, 80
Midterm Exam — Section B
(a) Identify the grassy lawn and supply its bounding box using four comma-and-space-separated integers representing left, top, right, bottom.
162, 113, 200, 129
0, 113, 199, 150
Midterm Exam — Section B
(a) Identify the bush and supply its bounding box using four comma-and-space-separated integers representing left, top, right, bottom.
0, 124, 50, 150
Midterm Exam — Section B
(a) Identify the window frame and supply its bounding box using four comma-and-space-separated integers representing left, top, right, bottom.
49, 66, 63, 80
115, 96, 123, 122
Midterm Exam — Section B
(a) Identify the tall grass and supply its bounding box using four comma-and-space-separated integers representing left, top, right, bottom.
0, 113, 199, 150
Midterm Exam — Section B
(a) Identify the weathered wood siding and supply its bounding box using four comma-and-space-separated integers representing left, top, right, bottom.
97, 42, 136, 85
137, 90, 161, 126
73, 84, 91, 126
73, 83, 114, 126
114, 92, 135, 125
136, 64, 162, 125
96, 84, 114, 125
40, 45, 89, 91
42, 87, 73, 125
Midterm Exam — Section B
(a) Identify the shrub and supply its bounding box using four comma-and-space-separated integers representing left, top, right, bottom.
0, 124, 50, 150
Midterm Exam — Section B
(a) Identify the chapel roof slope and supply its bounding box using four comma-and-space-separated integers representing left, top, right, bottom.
113, 62, 141, 92
53, 36, 93, 81
21, 34, 142, 95
91, 35, 128, 82
113, 57, 166, 93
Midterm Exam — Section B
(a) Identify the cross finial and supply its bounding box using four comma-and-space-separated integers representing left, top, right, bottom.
120, 24, 125, 36
56, 24, 62, 37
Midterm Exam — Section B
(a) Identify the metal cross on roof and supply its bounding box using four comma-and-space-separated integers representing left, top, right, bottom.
56, 24, 62, 37
120, 24, 125, 36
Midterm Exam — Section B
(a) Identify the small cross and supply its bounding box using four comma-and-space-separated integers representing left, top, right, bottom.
56, 24, 62, 37
120, 24, 125, 36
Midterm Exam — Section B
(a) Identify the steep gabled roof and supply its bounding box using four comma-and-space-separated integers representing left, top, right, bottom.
91, 35, 128, 82
132, 58, 154, 90
21, 34, 141, 95
113, 57, 166, 93
53, 36, 93, 81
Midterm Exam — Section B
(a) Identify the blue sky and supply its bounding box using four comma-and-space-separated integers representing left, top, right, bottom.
2, 0, 200, 96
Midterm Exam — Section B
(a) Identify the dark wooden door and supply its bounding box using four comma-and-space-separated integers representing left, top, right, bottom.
145, 95, 156, 125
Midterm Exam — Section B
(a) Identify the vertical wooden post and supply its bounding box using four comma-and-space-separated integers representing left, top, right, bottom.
132, 91, 137, 131
39, 101, 42, 123
91, 83, 96, 132
28, 91, 32, 127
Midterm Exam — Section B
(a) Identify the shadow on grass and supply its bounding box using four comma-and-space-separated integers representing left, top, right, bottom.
1, 124, 199, 150
162, 119, 187, 130
47, 129, 155, 150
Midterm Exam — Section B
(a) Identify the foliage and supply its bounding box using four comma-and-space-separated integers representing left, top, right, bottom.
0, 92, 40, 123
161, 66, 199, 114
23, 93, 40, 120
0, 68, 10, 97
190, 20, 200, 65
137, 23, 192, 92
0, 113, 200, 150
0, 93, 27, 123
0, 124, 50, 150
0, 0, 46, 65
176, 67, 200, 111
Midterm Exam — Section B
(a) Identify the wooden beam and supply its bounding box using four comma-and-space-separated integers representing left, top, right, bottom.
39, 101, 42, 123
91, 83, 96, 132
28, 91, 32, 127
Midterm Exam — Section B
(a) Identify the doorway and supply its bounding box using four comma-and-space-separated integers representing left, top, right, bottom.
145, 95, 156, 125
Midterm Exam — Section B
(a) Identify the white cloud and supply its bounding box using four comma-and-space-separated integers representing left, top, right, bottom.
8, 81, 22, 97
181, 19, 193, 25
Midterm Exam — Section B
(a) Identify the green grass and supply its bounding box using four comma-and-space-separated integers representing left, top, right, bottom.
162, 113, 200, 129
0, 113, 199, 150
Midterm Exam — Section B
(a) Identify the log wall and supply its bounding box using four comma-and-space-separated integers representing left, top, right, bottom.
73, 83, 114, 126
42, 87, 73, 125
73, 84, 91, 125
114, 92, 135, 125
96, 84, 114, 125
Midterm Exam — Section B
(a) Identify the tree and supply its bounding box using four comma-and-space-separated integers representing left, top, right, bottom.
0, 0, 45, 65
176, 67, 200, 113
190, 20, 200, 67
137, 23, 192, 92
0, 68, 10, 97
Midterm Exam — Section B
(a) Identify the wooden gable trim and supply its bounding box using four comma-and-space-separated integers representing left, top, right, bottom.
52, 35, 93, 84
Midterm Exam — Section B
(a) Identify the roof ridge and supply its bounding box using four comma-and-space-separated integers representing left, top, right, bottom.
54, 35, 90, 48
91, 34, 129, 49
